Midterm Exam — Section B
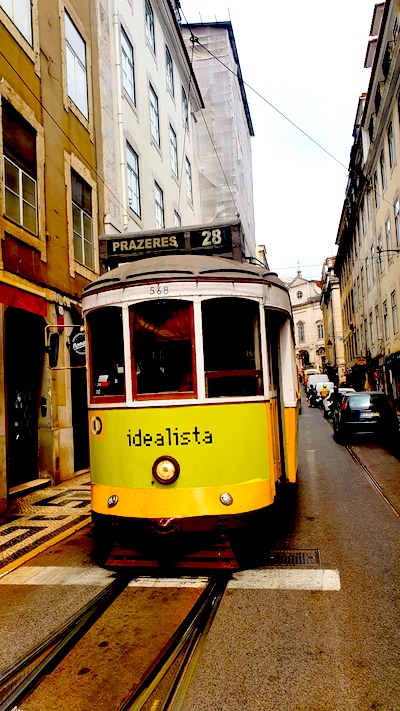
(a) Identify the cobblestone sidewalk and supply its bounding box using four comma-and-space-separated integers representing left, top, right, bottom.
0, 472, 91, 573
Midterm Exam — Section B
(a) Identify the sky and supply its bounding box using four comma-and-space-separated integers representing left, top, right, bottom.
180, 0, 378, 281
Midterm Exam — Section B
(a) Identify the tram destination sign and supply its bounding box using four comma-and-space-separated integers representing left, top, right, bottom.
100, 223, 236, 265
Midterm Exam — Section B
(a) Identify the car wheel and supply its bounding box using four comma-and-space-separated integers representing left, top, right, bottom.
333, 425, 346, 445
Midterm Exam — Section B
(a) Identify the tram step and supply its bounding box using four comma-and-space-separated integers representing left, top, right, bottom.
105, 538, 239, 571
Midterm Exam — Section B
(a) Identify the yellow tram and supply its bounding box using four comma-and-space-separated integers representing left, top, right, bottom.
82, 223, 298, 565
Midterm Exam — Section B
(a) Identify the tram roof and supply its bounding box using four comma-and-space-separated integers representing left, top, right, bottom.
83, 254, 289, 295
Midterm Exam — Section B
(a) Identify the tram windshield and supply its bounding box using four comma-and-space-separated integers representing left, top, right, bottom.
130, 300, 195, 398
87, 306, 125, 400
202, 298, 263, 397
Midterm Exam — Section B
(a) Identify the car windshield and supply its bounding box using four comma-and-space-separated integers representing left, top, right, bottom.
348, 394, 388, 411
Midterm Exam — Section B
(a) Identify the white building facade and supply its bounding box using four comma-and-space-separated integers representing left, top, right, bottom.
95, 0, 204, 236
288, 273, 325, 375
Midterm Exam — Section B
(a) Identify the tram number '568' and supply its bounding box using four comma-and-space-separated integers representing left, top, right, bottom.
150, 285, 169, 295
202, 229, 222, 246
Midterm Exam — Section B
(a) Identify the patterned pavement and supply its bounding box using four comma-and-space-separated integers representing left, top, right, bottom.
0, 472, 91, 574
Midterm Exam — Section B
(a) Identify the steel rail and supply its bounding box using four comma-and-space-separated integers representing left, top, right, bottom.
119, 574, 229, 711
0, 574, 130, 711
347, 446, 400, 519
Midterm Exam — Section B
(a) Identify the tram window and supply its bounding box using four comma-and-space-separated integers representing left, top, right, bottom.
130, 300, 195, 398
87, 307, 125, 400
202, 298, 263, 397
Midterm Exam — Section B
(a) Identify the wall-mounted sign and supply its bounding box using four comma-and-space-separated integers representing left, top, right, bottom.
100, 222, 237, 266
70, 331, 86, 358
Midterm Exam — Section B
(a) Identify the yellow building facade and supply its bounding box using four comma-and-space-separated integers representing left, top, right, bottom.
0, 1, 103, 511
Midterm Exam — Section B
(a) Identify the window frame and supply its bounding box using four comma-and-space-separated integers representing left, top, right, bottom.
165, 45, 174, 97
297, 321, 305, 343
0, 0, 32, 44
182, 86, 189, 131
380, 148, 387, 191
185, 156, 193, 203
71, 169, 94, 271
87, 306, 126, 405
388, 121, 396, 168
65, 151, 99, 279
121, 27, 136, 105
169, 124, 178, 179
154, 181, 164, 228
145, 0, 155, 54
391, 290, 398, 334
1, 88, 46, 258
149, 84, 160, 147
64, 10, 88, 119
129, 299, 197, 401
126, 142, 141, 217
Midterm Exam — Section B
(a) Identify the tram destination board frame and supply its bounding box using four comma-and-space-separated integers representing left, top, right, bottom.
99, 220, 245, 267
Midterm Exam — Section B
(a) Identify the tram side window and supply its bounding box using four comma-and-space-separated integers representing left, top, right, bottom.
87, 307, 125, 399
202, 298, 263, 397
130, 300, 195, 397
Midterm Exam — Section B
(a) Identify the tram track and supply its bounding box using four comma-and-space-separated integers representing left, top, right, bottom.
0, 573, 229, 711
0, 574, 130, 711
347, 445, 400, 519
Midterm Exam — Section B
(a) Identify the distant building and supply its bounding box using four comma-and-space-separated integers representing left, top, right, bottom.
320, 257, 345, 384
181, 21, 256, 258
287, 272, 325, 374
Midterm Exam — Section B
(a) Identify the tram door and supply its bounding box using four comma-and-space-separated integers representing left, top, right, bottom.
5, 307, 44, 487
266, 313, 286, 482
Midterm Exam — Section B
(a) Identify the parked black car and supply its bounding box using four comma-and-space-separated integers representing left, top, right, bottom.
333, 391, 399, 445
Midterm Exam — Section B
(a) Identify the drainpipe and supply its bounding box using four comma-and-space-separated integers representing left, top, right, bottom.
113, 2, 129, 230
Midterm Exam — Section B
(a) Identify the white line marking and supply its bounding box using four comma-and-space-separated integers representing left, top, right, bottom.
128, 577, 209, 588
0, 566, 115, 586
227, 569, 341, 591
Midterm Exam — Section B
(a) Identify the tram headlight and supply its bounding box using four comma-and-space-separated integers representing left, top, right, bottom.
107, 494, 119, 508
152, 456, 180, 484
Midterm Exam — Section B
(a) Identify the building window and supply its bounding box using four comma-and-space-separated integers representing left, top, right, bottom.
145, 0, 155, 53
165, 46, 174, 96
174, 210, 181, 227
149, 84, 160, 146
361, 266, 365, 296
154, 181, 164, 228
373, 171, 380, 208
378, 232, 384, 273
0, 0, 32, 44
375, 304, 382, 341
182, 86, 189, 131
65, 12, 88, 118
366, 256, 371, 290
383, 299, 389, 340
388, 121, 396, 168
185, 157, 193, 202
296, 290, 303, 299
367, 191, 372, 221
72, 169, 93, 269
380, 149, 387, 191
169, 125, 178, 178
369, 311, 374, 345
297, 321, 305, 343
391, 290, 398, 334
317, 322, 324, 340
126, 143, 140, 217
361, 205, 366, 235
394, 197, 400, 247
121, 28, 135, 104
371, 244, 377, 280
385, 217, 393, 259
2, 99, 37, 233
